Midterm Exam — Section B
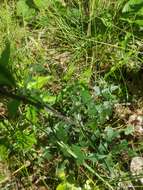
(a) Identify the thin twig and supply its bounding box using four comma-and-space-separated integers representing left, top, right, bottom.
0, 87, 75, 125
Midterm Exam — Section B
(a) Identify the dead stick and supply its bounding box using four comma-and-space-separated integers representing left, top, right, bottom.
0, 87, 75, 125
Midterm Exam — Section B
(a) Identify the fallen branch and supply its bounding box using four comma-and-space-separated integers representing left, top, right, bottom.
0, 87, 75, 125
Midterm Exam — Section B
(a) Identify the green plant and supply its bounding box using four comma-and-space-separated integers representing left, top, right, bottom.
122, 0, 143, 27
0, 1, 143, 190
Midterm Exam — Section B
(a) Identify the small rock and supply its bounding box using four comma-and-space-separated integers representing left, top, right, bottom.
130, 156, 143, 184
128, 112, 143, 137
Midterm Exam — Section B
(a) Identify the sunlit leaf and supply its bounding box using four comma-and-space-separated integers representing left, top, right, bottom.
17, 0, 35, 19
56, 182, 80, 190
79, 68, 92, 84
33, 0, 49, 9
135, 19, 143, 26
122, 0, 143, 13
27, 76, 52, 89
26, 106, 38, 124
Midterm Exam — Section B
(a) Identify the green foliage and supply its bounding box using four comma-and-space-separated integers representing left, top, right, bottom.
124, 125, 134, 135
56, 182, 81, 190
122, 0, 143, 27
27, 76, 52, 90
26, 106, 38, 124
0, 145, 8, 161
33, 0, 49, 10
122, 0, 143, 13
0, 0, 143, 189
17, 0, 36, 21
0, 42, 15, 87
13, 129, 37, 151
7, 99, 20, 118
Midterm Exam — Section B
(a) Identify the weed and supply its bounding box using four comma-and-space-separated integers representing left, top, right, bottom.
0, 0, 143, 189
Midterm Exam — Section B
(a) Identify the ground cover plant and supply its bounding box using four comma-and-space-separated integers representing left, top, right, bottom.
0, 0, 143, 189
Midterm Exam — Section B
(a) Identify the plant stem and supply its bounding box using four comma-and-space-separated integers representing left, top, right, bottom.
0, 87, 75, 125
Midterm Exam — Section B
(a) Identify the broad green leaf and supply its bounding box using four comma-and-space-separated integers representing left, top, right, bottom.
17, 0, 35, 19
81, 89, 91, 104
88, 102, 98, 116
87, 153, 98, 163
137, 6, 143, 15
79, 68, 92, 84
0, 41, 10, 67
112, 140, 129, 155
122, 0, 143, 13
134, 19, 143, 26
27, 76, 52, 89
41, 93, 56, 104
56, 163, 66, 180
56, 182, 80, 190
33, 0, 49, 9
14, 130, 37, 151
26, 106, 38, 124
0, 145, 8, 161
71, 145, 86, 165
17, 0, 30, 16
56, 170, 66, 180
0, 42, 15, 86
7, 99, 20, 118
56, 183, 67, 190
0, 65, 15, 86
54, 124, 68, 143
